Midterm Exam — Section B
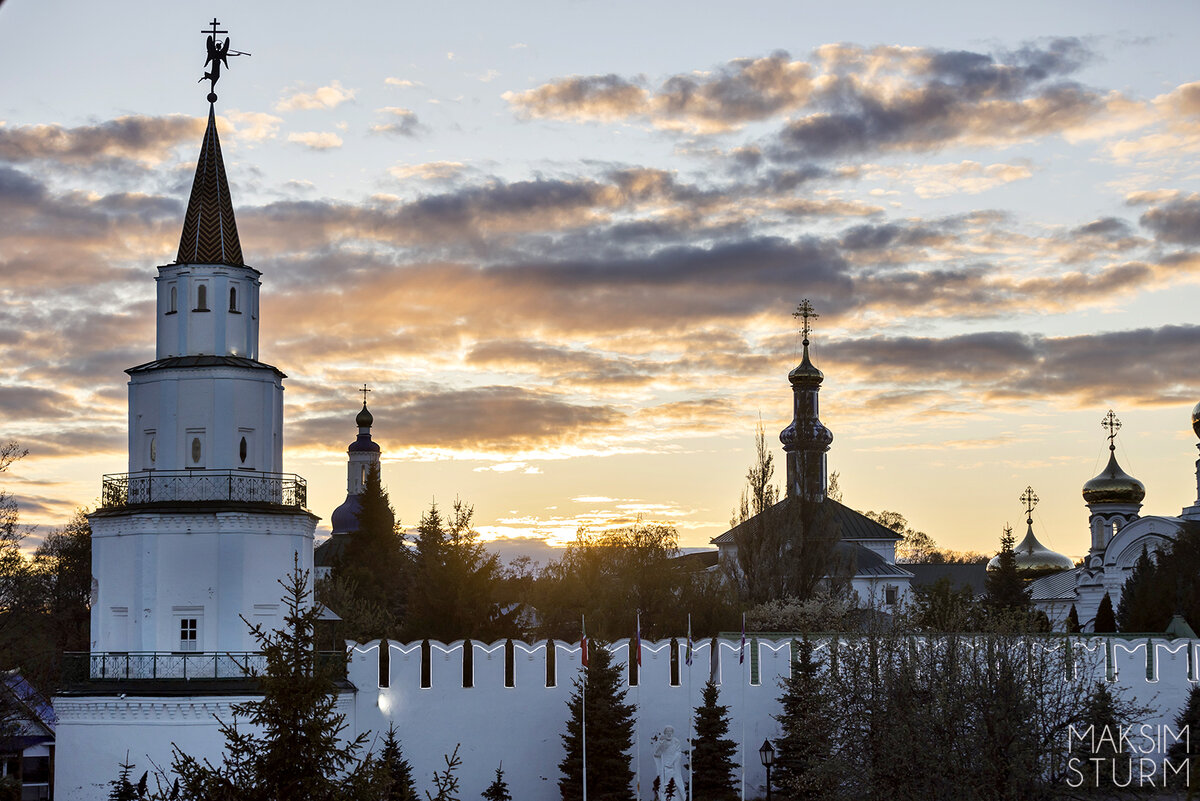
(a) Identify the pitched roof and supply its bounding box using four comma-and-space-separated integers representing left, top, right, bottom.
711, 497, 903, 546
1028, 567, 1081, 601
905, 563, 990, 596
176, 105, 244, 266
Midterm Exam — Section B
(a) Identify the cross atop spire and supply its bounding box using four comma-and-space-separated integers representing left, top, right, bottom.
1020, 486, 1039, 522
198, 18, 250, 104
793, 299, 818, 345
360, 384, 372, 405
1102, 409, 1122, 451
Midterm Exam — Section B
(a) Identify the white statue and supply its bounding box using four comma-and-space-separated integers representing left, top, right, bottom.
652, 725, 687, 800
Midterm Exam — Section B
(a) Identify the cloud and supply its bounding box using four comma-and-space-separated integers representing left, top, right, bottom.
858, 160, 1034, 198
287, 132, 343, 151
0, 115, 203, 166
388, 161, 466, 183
1108, 81, 1200, 161
825, 325, 1200, 407
223, 110, 284, 143
385, 78, 422, 88
369, 107, 422, 138
1138, 193, 1200, 245
275, 80, 357, 112
289, 386, 623, 453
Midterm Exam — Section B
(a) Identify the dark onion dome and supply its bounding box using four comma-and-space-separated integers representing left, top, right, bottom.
1192, 400, 1200, 440
1082, 449, 1145, 505
987, 521, 1075, 573
787, 342, 824, 386
330, 494, 363, 534
356, 402, 374, 428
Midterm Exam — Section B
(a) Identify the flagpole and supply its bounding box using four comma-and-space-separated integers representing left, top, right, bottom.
636, 610, 642, 801
582, 614, 587, 801
687, 613, 693, 801
740, 612, 746, 801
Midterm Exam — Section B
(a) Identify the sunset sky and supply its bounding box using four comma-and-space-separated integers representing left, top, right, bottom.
2, 2, 1200, 563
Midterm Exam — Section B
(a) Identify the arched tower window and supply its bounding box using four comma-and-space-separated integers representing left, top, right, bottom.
229, 286, 238, 312
196, 284, 208, 311
169, 286, 177, 313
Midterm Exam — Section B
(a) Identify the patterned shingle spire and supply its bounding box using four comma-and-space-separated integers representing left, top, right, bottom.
176, 105, 243, 266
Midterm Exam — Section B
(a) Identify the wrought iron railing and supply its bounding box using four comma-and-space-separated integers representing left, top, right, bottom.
62, 651, 346, 682
100, 470, 307, 509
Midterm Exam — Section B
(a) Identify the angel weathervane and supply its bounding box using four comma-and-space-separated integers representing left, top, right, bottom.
199, 18, 251, 103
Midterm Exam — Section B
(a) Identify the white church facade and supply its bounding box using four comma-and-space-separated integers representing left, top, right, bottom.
1029, 410, 1200, 631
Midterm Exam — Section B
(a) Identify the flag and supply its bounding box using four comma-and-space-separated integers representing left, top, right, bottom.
634, 612, 642, 667
685, 614, 693, 667
739, 613, 746, 665
581, 634, 589, 668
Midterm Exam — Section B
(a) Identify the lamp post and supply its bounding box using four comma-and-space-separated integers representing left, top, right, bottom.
759, 738, 775, 801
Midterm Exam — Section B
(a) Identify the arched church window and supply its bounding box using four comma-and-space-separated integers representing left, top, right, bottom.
149, 436, 156, 464
229, 286, 238, 312
239, 437, 248, 464
169, 286, 177, 313
361, 465, 367, 485
191, 437, 202, 464
196, 284, 208, 311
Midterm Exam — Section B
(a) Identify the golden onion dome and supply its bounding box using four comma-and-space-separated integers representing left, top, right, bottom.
1082, 448, 1145, 506
987, 520, 1075, 573
1191, 400, 1200, 440
787, 341, 824, 386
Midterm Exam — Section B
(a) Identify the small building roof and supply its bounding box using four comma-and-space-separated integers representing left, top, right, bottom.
711, 497, 903, 546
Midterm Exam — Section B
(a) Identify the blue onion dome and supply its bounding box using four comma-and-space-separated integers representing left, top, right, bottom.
330, 494, 363, 535
1082, 449, 1145, 505
356, 402, 374, 428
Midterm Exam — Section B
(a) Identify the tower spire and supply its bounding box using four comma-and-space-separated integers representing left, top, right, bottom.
176, 107, 244, 265
779, 299, 833, 502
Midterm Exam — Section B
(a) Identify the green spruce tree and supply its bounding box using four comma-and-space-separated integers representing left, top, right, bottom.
1116, 545, 1169, 632
334, 463, 408, 638
426, 746, 462, 801
559, 639, 636, 801
774, 638, 838, 800
984, 525, 1032, 622
1072, 682, 1120, 787
1065, 604, 1081, 633
1167, 684, 1200, 779
168, 557, 379, 800
690, 680, 737, 801
480, 764, 512, 801
378, 724, 418, 801
1094, 592, 1117, 633
404, 500, 516, 642
107, 760, 146, 801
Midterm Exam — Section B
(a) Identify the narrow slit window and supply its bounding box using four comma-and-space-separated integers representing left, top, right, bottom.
169, 286, 177, 313
196, 284, 208, 311
545, 639, 556, 688
378, 639, 390, 688
229, 286, 238, 312
670, 638, 681, 686
462, 639, 474, 688
629, 645, 639, 686
710, 637, 720, 685
504, 639, 515, 688
239, 437, 248, 464
421, 640, 432, 688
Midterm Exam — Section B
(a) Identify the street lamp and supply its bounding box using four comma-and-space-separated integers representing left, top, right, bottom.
759, 738, 776, 801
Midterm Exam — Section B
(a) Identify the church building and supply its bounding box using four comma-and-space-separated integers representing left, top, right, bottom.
710, 303, 913, 609
1028, 409, 1200, 631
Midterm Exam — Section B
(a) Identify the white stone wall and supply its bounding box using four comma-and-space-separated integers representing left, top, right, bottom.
54, 635, 1200, 801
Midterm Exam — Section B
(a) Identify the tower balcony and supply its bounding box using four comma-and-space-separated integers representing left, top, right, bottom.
100, 469, 307, 510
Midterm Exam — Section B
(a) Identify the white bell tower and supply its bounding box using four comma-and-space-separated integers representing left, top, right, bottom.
88, 99, 317, 656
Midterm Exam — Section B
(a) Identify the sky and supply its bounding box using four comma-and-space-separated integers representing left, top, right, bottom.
2, 1, 1200, 563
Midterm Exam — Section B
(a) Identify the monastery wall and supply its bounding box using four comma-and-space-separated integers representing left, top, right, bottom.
55, 635, 1199, 801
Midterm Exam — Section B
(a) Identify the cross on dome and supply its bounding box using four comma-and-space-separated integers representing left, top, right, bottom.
793, 299, 818, 345
360, 384, 372, 405
1102, 410, 1122, 451
198, 18, 250, 103
1020, 486, 1039, 522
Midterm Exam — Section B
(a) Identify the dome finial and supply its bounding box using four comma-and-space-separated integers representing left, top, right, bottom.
1020, 485, 1039, 524
793, 298, 818, 349
1102, 409, 1122, 453
355, 384, 374, 428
